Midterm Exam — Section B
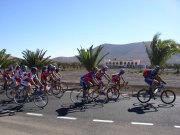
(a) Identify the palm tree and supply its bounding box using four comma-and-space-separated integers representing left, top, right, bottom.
145, 33, 180, 67
77, 45, 109, 71
0, 49, 16, 69
21, 49, 53, 69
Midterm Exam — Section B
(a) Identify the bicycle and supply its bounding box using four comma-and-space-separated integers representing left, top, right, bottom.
47, 80, 68, 98
70, 84, 108, 104
137, 82, 176, 104
4, 79, 16, 99
113, 81, 130, 98
106, 82, 120, 101
14, 85, 48, 108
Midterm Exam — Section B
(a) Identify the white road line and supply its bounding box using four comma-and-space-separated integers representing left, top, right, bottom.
174, 125, 180, 128
131, 122, 154, 126
66, 91, 72, 93
93, 119, 114, 123
26, 113, 43, 117
57, 116, 77, 120
66, 91, 80, 93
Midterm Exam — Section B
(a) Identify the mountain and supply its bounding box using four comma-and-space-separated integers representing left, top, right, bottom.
53, 56, 79, 63
53, 42, 180, 65
95, 42, 151, 65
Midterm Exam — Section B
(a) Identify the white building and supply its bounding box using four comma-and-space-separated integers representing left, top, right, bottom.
104, 59, 141, 68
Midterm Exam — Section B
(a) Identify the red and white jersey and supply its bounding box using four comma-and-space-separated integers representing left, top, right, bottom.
95, 69, 105, 80
14, 69, 22, 79
22, 71, 37, 82
111, 73, 122, 83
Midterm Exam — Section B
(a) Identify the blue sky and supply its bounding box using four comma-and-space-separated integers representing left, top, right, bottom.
0, 0, 180, 58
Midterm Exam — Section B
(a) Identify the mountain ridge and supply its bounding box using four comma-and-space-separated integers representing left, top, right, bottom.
53, 41, 180, 65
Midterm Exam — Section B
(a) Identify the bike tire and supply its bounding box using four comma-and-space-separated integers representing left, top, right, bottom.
160, 90, 176, 104
88, 87, 99, 100
137, 89, 151, 103
33, 92, 48, 108
51, 84, 64, 98
5, 86, 14, 99
14, 87, 28, 105
70, 89, 83, 103
106, 87, 120, 101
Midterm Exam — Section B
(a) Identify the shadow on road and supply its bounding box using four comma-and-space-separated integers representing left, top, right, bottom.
56, 102, 86, 116
128, 102, 174, 114
56, 100, 104, 116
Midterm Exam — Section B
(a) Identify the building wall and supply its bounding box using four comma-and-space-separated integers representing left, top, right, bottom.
105, 59, 141, 68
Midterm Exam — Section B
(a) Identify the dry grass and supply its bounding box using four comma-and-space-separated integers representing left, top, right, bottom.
61, 69, 180, 94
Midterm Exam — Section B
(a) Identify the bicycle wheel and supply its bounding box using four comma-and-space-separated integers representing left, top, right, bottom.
70, 89, 83, 103
0, 85, 4, 94
88, 87, 99, 100
14, 87, 28, 105
137, 89, 151, 103
33, 91, 48, 108
51, 84, 64, 98
61, 82, 68, 90
106, 87, 120, 101
5, 85, 14, 99
161, 90, 176, 104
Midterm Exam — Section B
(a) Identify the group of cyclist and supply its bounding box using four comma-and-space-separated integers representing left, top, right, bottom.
0, 64, 62, 97
80, 65, 166, 100
0, 63, 166, 102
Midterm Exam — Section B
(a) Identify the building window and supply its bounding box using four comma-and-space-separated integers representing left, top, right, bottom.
135, 62, 137, 65
109, 62, 111, 65
113, 62, 115, 65
124, 62, 126, 65
116, 62, 119, 65
131, 62, 133, 65
120, 62, 122, 65
127, 62, 130, 65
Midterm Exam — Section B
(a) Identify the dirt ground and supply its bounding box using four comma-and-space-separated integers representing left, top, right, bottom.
61, 69, 180, 94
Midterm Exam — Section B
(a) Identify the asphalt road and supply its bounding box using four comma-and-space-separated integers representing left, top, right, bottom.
0, 91, 180, 135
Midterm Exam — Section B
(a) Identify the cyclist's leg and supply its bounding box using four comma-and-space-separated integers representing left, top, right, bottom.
145, 78, 153, 96
22, 81, 32, 96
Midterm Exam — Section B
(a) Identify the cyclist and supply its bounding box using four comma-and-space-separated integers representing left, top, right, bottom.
111, 69, 126, 85
55, 67, 62, 81
21, 67, 43, 96
47, 64, 58, 82
80, 70, 99, 100
41, 66, 49, 92
143, 65, 166, 96
13, 66, 22, 86
2, 67, 14, 89
95, 66, 111, 82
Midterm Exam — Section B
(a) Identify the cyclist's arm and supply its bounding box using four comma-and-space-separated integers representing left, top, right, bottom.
34, 77, 43, 87
52, 72, 59, 80
121, 76, 125, 83
104, 72, 111, 81
154, 75, 166, 84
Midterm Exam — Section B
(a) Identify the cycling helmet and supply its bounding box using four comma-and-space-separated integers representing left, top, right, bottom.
21, 65, 27, 70
101, 66, 108, 71
42, 66, 47, 72
119, 69, 125, 75
31, 67, 37, 72
48, 64, 52, 67
51, 66, 56, 71
16, 65, 20, 70
55, 67, 60, 72
155, 65, 160, 71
